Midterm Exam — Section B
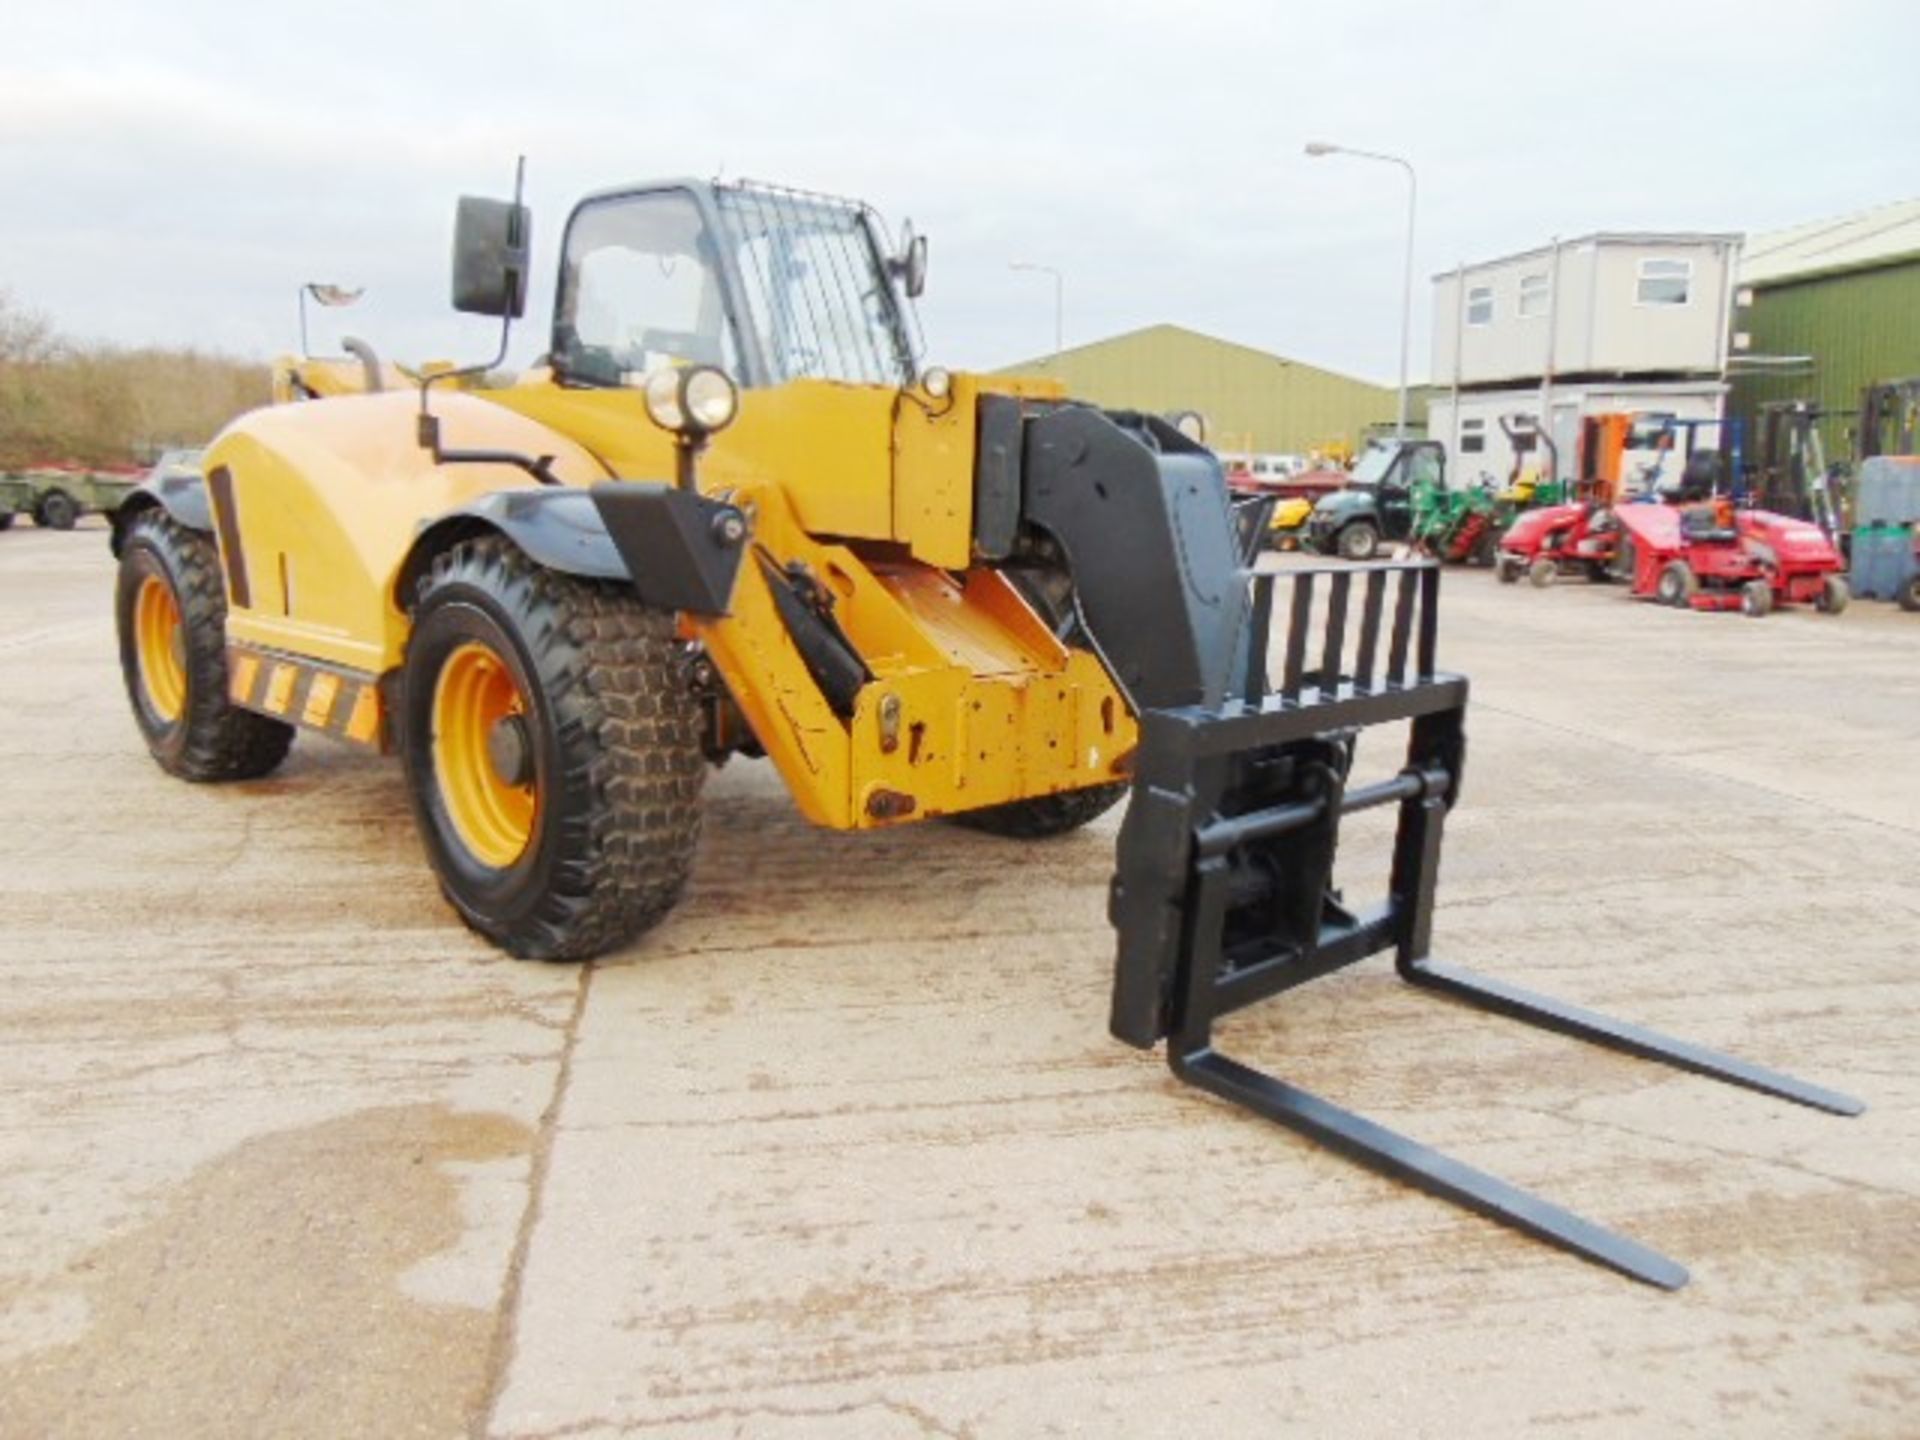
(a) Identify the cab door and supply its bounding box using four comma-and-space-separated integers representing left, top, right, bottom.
1390, 442, 1447, 540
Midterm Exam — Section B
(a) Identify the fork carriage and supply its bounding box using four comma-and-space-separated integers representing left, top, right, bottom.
1107, 561, 1861, 1288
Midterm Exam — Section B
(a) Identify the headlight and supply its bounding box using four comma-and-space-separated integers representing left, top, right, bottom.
642, 365, 739, 438
643, 369, 685, 432
920, 365, 953, 401
682, 366, 739, 433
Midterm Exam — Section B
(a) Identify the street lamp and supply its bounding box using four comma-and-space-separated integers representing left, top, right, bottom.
1304, 141, 1417, 440
298, 282, 365, 357
1009, 261, 1064, 363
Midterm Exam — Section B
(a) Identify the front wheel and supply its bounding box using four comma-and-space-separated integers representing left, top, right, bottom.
401, 537, 706, 960
1741, 579, 1775, 618
1815, 576, 1850, 615
1495, 553, 1522, 584
949, 783, 1128, 839
1527, 556, 1558, 588
1655, 561, 1698, 608
1337, 521, 1380, 561
1900, 575, 1920, 613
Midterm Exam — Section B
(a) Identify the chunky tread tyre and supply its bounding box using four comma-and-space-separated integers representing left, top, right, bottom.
402, 537, 704, 960
949, 782, 1128, 839
115, 510, 294, 781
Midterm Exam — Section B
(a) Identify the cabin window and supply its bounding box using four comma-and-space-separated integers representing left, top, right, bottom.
1459, 417, 1485, 454
1636, 258, 1692, 306
1518, 272, 1550, 318
1465, 285, 1493, 326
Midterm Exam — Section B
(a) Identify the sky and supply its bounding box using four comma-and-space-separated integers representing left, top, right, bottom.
4, 0, 1915, 387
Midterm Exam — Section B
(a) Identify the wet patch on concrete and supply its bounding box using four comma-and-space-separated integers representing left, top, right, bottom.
0, 1103, 530, 1438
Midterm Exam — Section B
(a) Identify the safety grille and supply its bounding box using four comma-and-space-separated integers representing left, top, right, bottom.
714, 181, 919, 387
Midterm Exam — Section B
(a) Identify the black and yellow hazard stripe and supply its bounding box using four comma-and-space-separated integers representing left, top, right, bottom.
227, 644, 388, 750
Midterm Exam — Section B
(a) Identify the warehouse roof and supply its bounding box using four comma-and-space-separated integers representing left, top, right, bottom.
995, 323, 1387, 390
1739, 199, 1920, 288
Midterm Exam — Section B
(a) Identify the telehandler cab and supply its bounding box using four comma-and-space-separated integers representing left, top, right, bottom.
111, 173, 1859, 1288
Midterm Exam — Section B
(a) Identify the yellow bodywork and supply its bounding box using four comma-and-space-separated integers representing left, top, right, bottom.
1270, 497, 1313, 533
203, 369, 1136, 830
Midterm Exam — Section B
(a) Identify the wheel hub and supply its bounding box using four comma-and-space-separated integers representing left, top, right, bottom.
430, 641, 538, 869
486, 712, 534, 787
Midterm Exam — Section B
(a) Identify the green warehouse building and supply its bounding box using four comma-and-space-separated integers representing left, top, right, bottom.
993, 323, 1403, 459
1733, 199, 1920, 458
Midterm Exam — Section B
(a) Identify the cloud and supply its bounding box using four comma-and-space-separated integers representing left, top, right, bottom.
4, 0, 1914, 384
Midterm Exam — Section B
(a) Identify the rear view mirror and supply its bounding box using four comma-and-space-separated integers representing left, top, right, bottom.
451, 196, 532, 318
891, 222, 928, 299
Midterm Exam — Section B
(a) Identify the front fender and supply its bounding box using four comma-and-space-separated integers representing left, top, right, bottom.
396, 484, 748, 617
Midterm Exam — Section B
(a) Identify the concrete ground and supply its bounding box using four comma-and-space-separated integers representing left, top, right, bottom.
1, 522, 1915, 1439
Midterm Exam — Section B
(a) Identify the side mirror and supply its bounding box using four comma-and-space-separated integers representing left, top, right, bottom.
892, 223, 928, 299
451, 196, 532, 318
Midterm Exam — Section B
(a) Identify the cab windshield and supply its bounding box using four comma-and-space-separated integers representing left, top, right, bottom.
1350, 444, 1400, 486
554, 182, 916, 390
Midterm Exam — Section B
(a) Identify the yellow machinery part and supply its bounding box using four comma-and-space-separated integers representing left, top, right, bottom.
204, 391, 611, 674
206, 369, 1125, 831
430, 640, 537, 868
693, 479, 1135, 829
1270, 496, 1314, 532
132, 575, 187, 723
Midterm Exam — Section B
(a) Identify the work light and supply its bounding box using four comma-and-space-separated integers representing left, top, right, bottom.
645, 365, 738, 439
643, 369, 685, 432
682, 366, 739, 434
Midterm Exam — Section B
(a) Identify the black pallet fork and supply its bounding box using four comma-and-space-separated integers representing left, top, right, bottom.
1107, 561, 1862, 1289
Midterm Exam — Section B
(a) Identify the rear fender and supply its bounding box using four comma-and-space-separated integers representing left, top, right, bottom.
108, 472, 211, 556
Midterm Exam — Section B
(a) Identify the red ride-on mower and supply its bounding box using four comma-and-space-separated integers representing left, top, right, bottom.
1495, 412, 1641, 588
1613, 498, 1849, 617
1496, 502, 1619, 587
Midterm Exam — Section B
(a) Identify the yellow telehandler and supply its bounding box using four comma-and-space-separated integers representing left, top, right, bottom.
109, 171, 1858, 1287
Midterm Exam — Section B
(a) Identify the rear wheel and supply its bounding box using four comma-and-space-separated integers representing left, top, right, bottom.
36, 489, 79, 530
1337, 521, 1380, 561
0, 512, 15, 531
1900, 576, 1920, 613
1495, 554, 1522, 584
114, 510, 293, 780
1741, 579, 1774, 618
1655, 561, 1698, 608
1815, 576, 1850, 615
401, 537, 705, 960
950, 783, 1129, 839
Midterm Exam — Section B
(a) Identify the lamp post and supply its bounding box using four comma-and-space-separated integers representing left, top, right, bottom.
1305, 141, 1416, 440
1009, 261, 1064, 363
297, 282, 365, 357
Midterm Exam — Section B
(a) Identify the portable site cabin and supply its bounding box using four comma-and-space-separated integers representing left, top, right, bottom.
1427, 233, 1741, 492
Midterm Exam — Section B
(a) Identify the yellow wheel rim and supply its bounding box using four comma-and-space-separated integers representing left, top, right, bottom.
133, 574, 187, 723
431, 641, 538, 869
